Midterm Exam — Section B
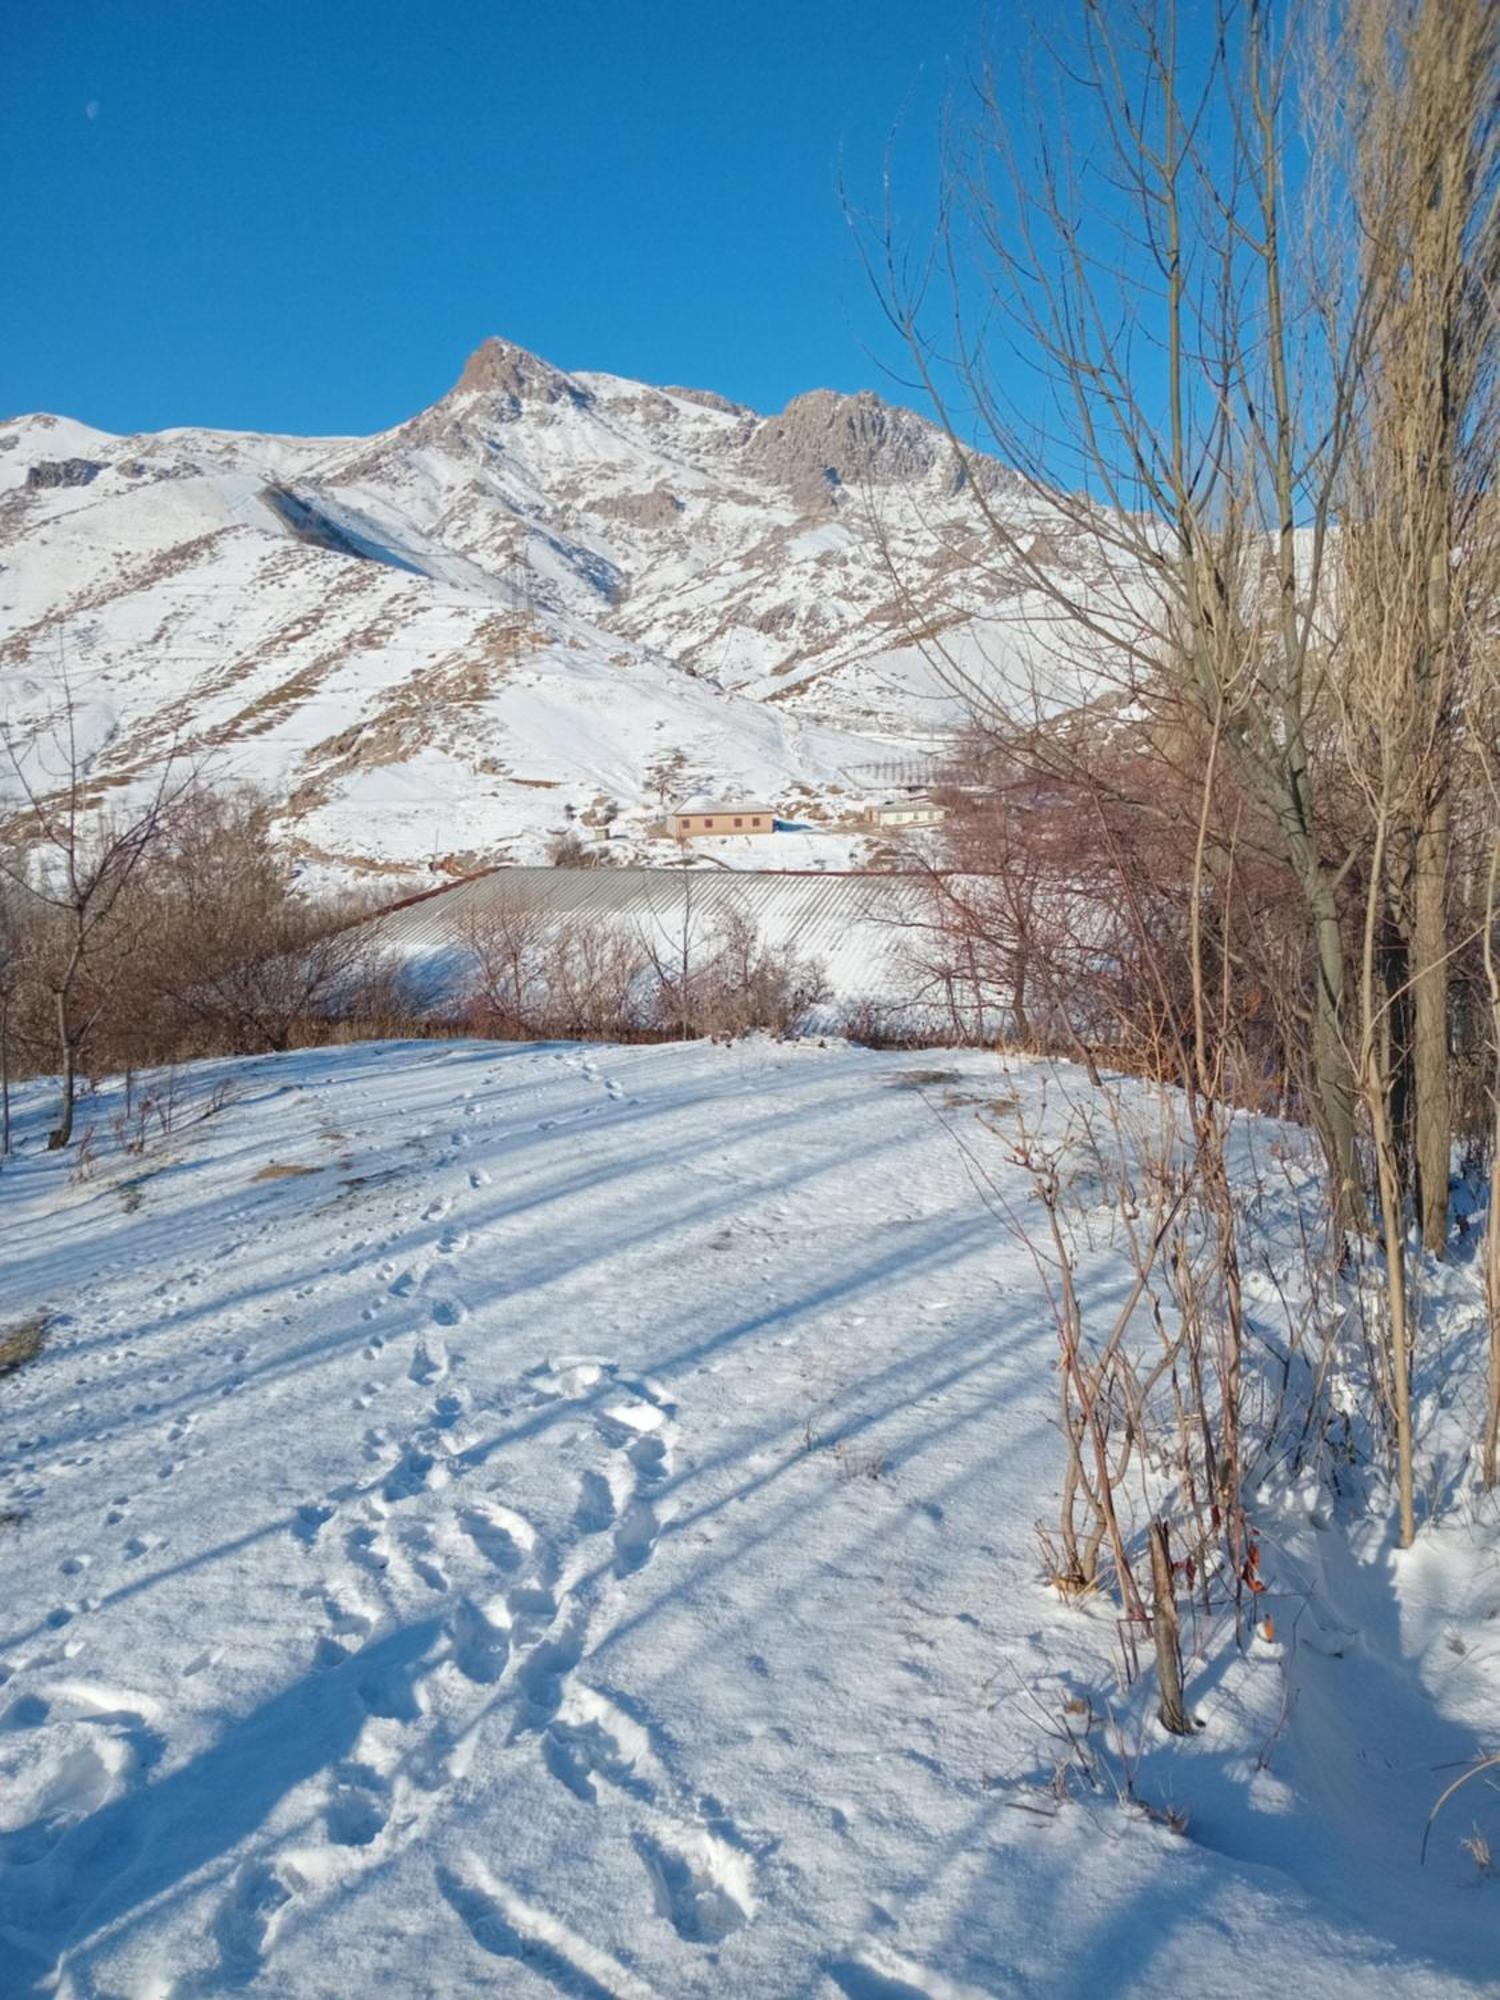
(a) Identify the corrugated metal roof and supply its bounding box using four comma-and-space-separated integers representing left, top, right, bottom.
364, 865, 966, 1019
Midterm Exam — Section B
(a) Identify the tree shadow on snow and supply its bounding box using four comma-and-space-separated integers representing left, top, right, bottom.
0, 1618, 444, 1995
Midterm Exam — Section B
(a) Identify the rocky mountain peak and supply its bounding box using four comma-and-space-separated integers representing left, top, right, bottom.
449, 337, 593, 415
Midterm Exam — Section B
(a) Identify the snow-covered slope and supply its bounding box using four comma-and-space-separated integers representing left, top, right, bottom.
0, 342, 1100, 881
1, 1040, 1495, 1995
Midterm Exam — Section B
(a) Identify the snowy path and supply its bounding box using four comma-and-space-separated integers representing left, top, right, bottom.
0, 1040, 1494, 1996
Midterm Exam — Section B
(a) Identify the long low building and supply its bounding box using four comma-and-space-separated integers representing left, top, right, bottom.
359, 865, 1008, 1038
665, 801, 777, 837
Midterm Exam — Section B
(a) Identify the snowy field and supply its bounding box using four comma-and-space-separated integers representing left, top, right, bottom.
0, 1039, 1496, 1997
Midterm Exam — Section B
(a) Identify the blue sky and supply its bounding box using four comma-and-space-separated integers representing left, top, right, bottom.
1, 1, 986, 436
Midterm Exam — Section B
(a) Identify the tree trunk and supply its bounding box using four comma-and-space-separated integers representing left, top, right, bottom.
1380, 899, 1414, 1206
48, 985, 77, 1151
1310, 890, 1363, 1233
1268, 800, 1364, 1233
1410, 793, 1451, 1252
1149, 1520, 1192, 1735
1481, 844, 1500, 1489
1483, 1076, 1500, 1488
1011, 954, 1031, 1046
1373, 1098, 1416, 1547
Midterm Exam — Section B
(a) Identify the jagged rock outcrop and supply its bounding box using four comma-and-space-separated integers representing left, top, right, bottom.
25, 458, 104, 490
748, 389, 945, 508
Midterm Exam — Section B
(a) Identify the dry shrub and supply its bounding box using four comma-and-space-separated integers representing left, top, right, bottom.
0, 784, 433, 1128
0, 1311, 48, 1379
451, 896, 828, 1044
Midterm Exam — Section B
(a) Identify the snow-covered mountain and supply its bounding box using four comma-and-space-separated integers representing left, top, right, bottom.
0, 339, 1085, 881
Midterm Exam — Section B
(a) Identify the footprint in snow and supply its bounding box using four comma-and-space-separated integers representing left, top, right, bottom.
459, 1500, 534, 1573
611, 1500, 660, 1579
574, 1470, 617, 1534
346, 1524, 392, 1574
291, 1502, 334, 1547
324, 1760, 391, 1847
313, 1587, 374, 1641
396, 1520, 450, 1594
383, 1440, 444, 1503
357, 1652, 427, 1725
409, 1339, 448, 1386
448, 1596, 510, 1686
634, 1827, 755, 1944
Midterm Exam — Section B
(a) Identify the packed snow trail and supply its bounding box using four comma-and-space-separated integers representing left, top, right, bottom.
0, 1040, 1494, 1996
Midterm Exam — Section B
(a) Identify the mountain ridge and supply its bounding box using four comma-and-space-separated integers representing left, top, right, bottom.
0, 338, 1079, 883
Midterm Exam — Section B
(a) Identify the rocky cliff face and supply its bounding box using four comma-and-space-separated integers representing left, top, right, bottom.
747, 389, 945, 506
0, 340, 1087, 879
24, 457, 105, 490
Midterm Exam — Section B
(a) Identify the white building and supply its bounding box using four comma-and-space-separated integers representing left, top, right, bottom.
865, 799, 946, 830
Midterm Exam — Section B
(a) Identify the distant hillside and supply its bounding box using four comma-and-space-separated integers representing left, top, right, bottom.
0, 338, 1095, 882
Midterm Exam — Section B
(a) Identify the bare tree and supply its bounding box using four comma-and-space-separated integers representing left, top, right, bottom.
0, 877, 23, 1159
0, 677, 195, 1148
134, 788, 395, 1057
860, 0, 1500, 1547
636, 873, 717, 1041
1337, 0, 1500, 1252
452, 897, 550, 1037
860, 0, 1396, 1221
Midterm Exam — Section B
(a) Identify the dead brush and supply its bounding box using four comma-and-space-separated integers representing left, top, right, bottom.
1035, 1523, 1103, 1602
109, 1093, 155, 1158
1460, 1825, 1496, 1882
832, 1437, 887, 1483
1423, 1753, 1500, 1868
0, 1309, 48, 1379
107, 1068, 237, 1166
998, 1675, 1190, 1836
